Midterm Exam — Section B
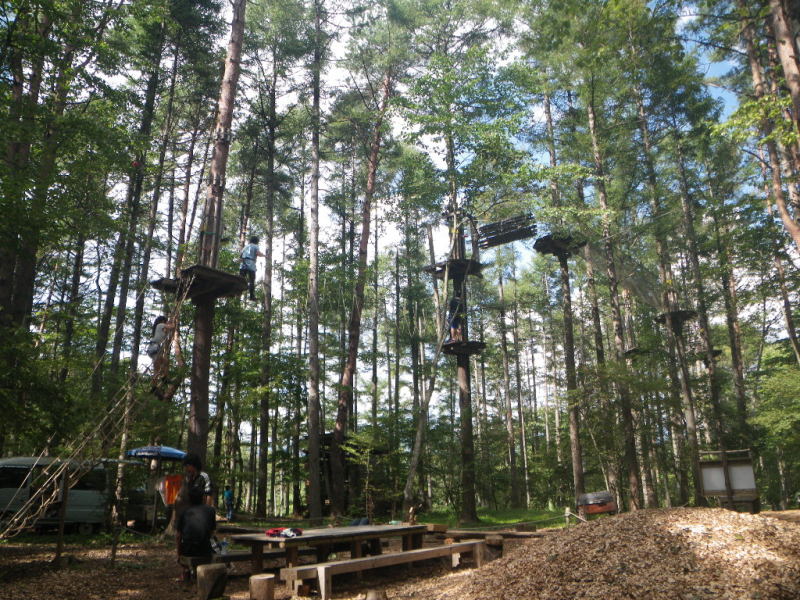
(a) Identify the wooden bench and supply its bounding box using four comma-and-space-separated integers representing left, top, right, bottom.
180, 547, 315, 572
280, 540, 485, 600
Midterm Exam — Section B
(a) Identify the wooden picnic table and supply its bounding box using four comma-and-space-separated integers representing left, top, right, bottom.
231, 524, 427, 573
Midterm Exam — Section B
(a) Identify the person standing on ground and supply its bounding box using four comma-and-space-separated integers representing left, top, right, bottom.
223, 485, 234, 521
239, 235, 264, 301
176, 487, 216, 581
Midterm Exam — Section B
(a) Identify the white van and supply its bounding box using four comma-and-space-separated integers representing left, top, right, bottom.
0, 457, 108, 535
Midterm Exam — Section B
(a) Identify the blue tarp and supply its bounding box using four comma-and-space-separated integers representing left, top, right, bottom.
126, 446, 186, 461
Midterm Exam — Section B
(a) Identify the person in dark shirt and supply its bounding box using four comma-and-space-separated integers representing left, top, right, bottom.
448, 296, 464, 342
176, 487, 216, 581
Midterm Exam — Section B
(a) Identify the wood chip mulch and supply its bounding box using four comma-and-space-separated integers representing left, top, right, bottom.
432, 508, 800, 600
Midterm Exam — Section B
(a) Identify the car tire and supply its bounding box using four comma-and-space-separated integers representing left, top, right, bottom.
76, 522, 94, 536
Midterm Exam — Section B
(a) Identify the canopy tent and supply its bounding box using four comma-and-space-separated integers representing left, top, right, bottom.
127, 446, 186, 461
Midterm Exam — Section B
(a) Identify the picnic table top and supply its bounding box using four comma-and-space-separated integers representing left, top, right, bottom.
230, 523, 427, 546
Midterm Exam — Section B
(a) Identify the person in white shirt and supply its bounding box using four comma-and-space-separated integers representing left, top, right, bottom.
147, 315, 174, 397
239, 235, 264, 301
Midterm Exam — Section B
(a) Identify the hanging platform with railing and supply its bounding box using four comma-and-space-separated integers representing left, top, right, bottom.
442, 340, 486, 356
533, 233, 586, 258
423, 258, 483, 280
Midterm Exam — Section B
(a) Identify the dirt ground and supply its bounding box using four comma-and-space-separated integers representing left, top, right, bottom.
0, 534, 458, 600
1, 508, 798, 600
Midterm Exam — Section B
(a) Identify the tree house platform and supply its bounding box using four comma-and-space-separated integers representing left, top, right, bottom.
533, 234, 586, 258
423, 259, 483, 280
624, 346, 652, 359
442, 340, 486, 356
655, 309, 697, 335
150, 264, 248, 302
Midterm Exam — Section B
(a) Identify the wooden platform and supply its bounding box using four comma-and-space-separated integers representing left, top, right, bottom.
280, 541, 485, 600
423, 258, 483, 280
655, 309, 697, 335
533, 233, 586, 257
151, 264, 248, 302
442, 340, 486, 356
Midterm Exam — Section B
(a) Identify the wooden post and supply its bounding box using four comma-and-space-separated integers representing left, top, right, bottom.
473, 540, 484, 567
54, 473, 70, 566
196, 563, 227, 600
317, 566, 332, 600
485, 534, 503, 561
285, 545, 299, 567
249, 573, 275, 600
250, 543, 263, 573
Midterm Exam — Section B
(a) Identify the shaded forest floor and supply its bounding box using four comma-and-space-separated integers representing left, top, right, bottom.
1, 508, 799, 599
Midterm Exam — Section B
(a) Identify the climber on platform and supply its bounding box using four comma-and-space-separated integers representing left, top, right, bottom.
239, 236, 264, 302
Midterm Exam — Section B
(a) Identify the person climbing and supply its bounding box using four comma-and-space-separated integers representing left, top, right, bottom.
223, 485, 234, 521
447, 296, 464, 342
176, 487, 216, 582
146, 315, 174, 397
239, 235, 264, 301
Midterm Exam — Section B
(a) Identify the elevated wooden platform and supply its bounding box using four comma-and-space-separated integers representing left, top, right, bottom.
624, 346, 651, 359
442, 341, 486, 356
533, 234, 586, 258
151, 265, 248, 302
655, 309, 697, 335
423, 258, 483, 280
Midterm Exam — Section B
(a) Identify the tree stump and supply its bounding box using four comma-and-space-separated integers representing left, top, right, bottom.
249, 573, 275, 600
196, 563, 227, 600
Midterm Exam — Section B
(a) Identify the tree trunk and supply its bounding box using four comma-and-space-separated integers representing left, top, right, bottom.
674, 138, 730, 454
188, 0, 247, 463
510, 283, 531, 507
305, 0, 324, 523
558, 253, 585, 505
198, 0, 246, 268
739, 0, 800, 252
59, 235, 85, 383
255, 59, 278, 519
769, 0, 800, 145
586, 88, 642, 510
330, 70, 393, 516
498, 275, 521, 507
